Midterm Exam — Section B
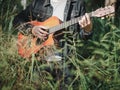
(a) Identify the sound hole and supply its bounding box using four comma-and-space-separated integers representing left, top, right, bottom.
36, 38, 43, 45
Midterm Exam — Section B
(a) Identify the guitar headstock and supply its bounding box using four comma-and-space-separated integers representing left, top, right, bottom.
91, 5, 115, 17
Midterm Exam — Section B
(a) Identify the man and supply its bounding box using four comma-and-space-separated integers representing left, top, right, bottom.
13, 0, 92, 61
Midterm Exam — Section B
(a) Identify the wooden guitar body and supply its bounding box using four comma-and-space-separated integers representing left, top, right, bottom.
18, 16, 61, 58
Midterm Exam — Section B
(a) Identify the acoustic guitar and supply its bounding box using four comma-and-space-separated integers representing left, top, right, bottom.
17, 5, 115, 58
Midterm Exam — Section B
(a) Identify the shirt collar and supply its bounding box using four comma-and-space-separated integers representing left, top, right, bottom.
71, 0, 77, 2
44, 0, 77, 7
44, 0, 77, 6
44, 0, 51, 6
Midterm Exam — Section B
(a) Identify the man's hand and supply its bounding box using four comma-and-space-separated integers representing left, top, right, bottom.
79, 13, 92, 32
32, 26, 48, 40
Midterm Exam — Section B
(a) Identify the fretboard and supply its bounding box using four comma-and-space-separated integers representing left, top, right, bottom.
49, 12, 92, 33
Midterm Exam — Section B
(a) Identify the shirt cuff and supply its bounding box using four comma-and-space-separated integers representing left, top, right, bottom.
80, 29, 93, 39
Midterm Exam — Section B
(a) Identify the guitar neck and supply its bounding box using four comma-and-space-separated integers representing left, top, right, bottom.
49, 12, 92, 33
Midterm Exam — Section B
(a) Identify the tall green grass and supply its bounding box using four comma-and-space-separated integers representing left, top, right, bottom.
0, 0, 120, 90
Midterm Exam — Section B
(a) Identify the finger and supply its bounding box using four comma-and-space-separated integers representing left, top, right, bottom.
34, 26, 48, 34
38, 26, 49, 32
79, 16, 87, 28
85, 13, 91, 25
79, 20, 84, 28
38, 26, 48, 29
36, 30, 47, 37
79, 15, 87, 27
36, 32, 47, 39
32, 26, 48, 33
83, 15, 87, 26
38, 28, 48, 34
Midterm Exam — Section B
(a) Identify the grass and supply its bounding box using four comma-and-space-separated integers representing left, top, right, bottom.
0, 0, 120, 90
0, 17, 120, 90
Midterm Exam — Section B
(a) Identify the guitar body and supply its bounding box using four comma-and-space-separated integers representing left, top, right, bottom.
18, 16, 61, 58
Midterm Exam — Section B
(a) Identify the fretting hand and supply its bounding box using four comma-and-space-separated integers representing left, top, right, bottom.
79, 13, 92, 32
